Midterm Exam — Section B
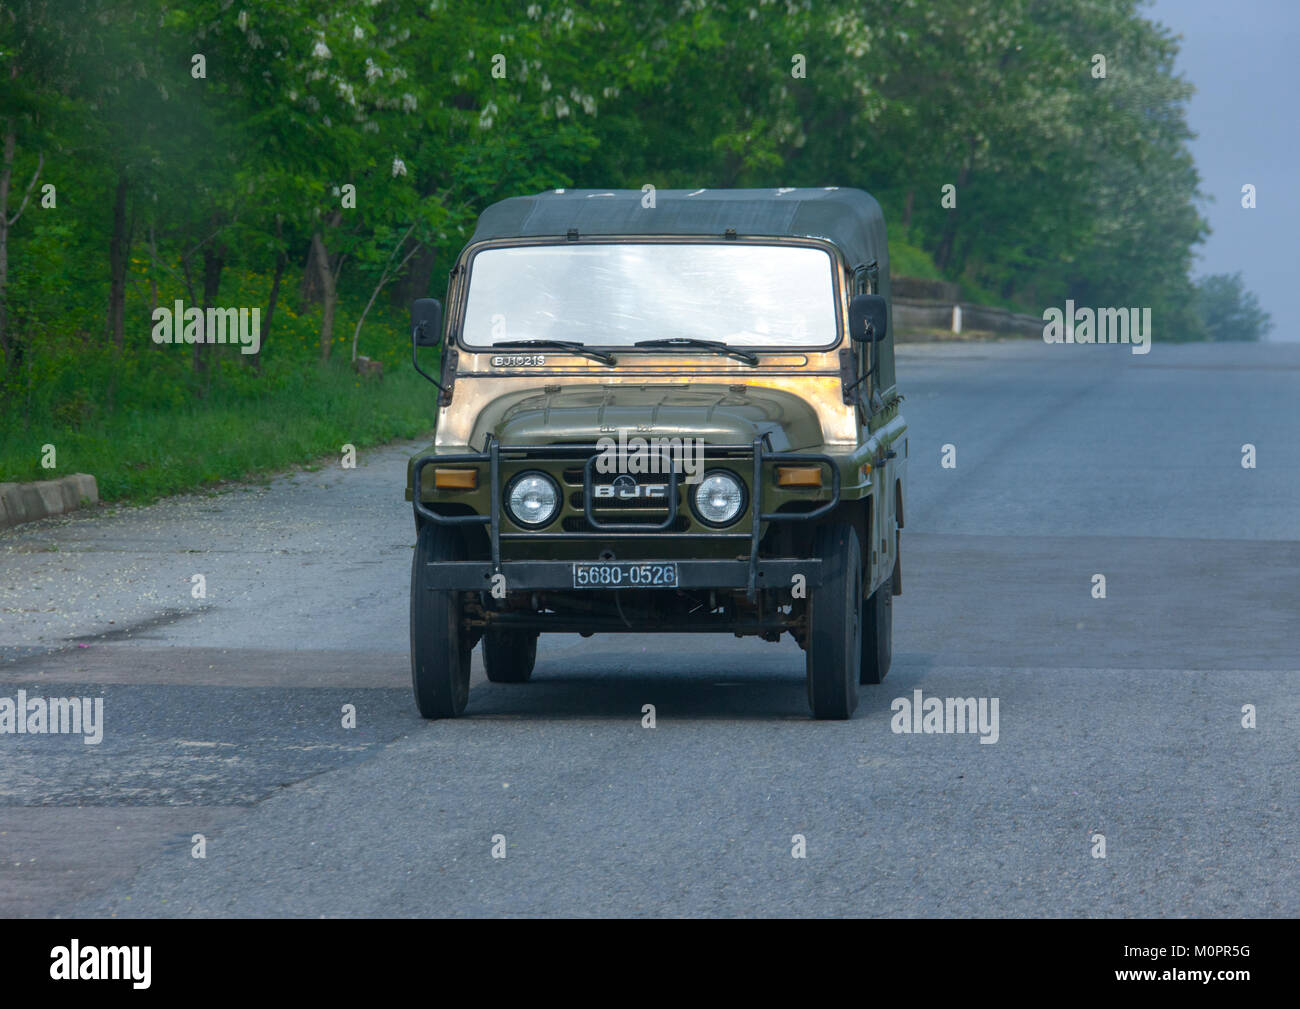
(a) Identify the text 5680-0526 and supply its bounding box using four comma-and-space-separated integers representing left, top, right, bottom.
572, 562, 679, 588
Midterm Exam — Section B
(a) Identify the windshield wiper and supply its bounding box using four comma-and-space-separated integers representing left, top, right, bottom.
632, 337, 758, 365
493, 340, 615, 365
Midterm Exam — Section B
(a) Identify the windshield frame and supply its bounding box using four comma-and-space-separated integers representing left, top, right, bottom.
450, 235, 848, 355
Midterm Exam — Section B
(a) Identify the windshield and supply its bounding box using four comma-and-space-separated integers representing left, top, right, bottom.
460, 242, 839, 349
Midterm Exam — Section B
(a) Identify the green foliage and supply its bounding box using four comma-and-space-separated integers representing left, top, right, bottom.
889, 240, 945, 283
1194, 273, 1272, 343
1, 361, 436, 500
0, 0, 1263, 502
0, 246, 439, 499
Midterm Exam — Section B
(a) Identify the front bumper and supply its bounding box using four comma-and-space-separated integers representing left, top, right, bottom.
422, 558, 822, 591
411, 436, 841, 598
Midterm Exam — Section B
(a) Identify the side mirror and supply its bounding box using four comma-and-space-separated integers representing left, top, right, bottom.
412, 298, 443, 347
849, 294, 888, 343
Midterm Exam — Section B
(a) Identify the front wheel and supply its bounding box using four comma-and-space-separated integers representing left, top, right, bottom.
410, 522, 472, 718
483, 630, 538, 683
805, 522, 862, 719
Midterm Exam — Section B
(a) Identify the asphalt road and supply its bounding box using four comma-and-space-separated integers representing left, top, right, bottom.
1, 339, 1296, 917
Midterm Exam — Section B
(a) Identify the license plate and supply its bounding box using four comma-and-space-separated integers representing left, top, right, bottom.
572, 562, 679, 588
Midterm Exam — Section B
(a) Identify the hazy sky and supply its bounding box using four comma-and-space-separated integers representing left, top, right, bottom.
1146, 0, 1298, 341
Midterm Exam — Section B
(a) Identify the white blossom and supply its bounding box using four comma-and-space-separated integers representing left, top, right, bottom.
392, 157, 407, 177
312, 40, 331, 59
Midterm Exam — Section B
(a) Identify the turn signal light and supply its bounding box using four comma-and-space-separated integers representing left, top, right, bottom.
434, 468, 478, 490
776, 466, 824, 488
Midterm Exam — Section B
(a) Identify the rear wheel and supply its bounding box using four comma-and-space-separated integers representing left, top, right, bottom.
805, 522, 862, 719
860, 572, 893, 684
483, 630, 538, 683
410, 523, 472, 718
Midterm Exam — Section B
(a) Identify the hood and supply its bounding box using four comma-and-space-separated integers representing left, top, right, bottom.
468, 383, 824, 451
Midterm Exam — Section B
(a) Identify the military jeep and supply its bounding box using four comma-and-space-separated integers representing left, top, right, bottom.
406, 188, 907, 719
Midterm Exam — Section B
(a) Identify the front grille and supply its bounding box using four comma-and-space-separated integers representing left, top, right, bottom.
567, 489, 683, 511
562, 515, 691, 533
565, 463, 685, 529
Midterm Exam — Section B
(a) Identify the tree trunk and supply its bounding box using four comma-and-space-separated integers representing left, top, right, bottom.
1, 112, 44, 371
311, 229, 337, 361
392, 245, 438, 308
300, 231, 324, 304
353, 227, 418, 362
178, 253, 203, 377
202, 245, 224, 306
107, 173, 130, 349
254, 217, 286, 372
259, 254, 286, 373
0, 124, 15, 371
933, 140, 976, 273
901, 188, 914, 230
147, 223, 158, 315
190, 220, 226, 377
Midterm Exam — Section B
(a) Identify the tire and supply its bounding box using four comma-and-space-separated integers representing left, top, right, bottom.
410, 522, 472, 718
483, 630, 538, 683
861, 572, 893, 684
805, 522, 862, 719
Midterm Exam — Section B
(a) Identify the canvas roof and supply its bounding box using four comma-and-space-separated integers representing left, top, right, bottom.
466, 187, 889, 274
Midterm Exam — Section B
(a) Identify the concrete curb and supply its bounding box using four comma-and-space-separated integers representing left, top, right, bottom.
0, 474, 99, 529
894, 298, 1042, 339
895, 327, 1035, 343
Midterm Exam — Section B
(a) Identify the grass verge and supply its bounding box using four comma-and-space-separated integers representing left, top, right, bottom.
1, 363, 437, 503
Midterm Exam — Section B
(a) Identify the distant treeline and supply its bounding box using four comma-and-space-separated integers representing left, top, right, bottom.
0, 0, 1263, 424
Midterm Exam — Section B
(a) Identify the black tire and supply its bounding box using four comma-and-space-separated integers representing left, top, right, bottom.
806, 522, 862, 719
861, 572, 893, 684
410, 522, 472, 718
483, 630, 538, 683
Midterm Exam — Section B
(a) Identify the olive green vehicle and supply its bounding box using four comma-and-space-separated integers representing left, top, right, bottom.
405, 188, 907, 719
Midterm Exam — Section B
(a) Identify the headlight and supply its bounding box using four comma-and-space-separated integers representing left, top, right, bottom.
692, 470, 746, 527
505, 472, 560, 528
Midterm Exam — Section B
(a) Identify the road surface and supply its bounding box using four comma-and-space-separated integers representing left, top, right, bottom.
1, 339, 1296, 917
